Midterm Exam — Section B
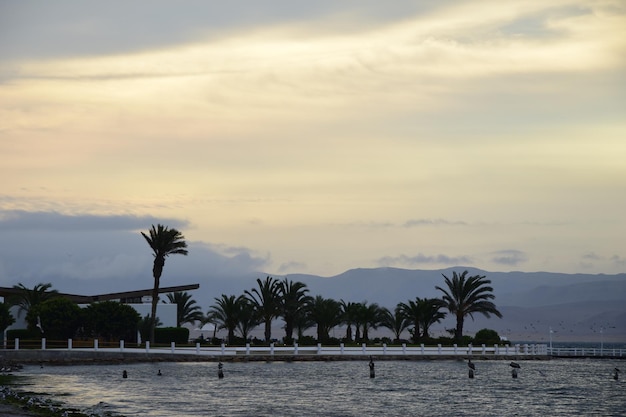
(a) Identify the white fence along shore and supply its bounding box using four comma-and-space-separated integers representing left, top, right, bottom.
8, 338, 556, 358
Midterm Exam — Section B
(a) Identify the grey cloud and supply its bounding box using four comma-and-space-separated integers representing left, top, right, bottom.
0, 210, 188, 232
610, 255, 625, 266
403, 218, 467, 227
491, 250, 528, 266
580, 253, 625, 267
278, 261, 307, 274
377, 253, 472, 266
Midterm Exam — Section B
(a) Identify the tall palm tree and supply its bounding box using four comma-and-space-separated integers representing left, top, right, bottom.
208, 294, 245, 345
141, 224, 188, 343
380, 306, 410, 342
166, 291, 203, 327
307, 296, 342, 343
278, 278, 311, 344
8, 283, 59, 318
436, 270, 502, 343
245, 276, 281, 342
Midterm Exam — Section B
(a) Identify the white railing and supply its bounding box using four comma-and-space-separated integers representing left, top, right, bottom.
10, 338, 549, 357
547, 347, 625, 357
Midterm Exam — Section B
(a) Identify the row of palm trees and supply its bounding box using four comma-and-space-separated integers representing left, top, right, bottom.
4, 271, 502, 346
3, 224, 503, 347
141, 224, 502, 347
203, 272, 502, 345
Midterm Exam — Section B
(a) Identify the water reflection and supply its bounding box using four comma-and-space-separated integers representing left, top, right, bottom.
20, 359, 624, 417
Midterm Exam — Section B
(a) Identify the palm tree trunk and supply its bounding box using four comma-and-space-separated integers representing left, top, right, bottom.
264, 320, 271, 342
345, 324, 352, 341
284, 319, 294, 344
150, 256, 165, 344
455, 314, 464, 343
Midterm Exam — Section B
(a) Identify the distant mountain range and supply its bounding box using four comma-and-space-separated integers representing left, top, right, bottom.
282, 267, 626, 343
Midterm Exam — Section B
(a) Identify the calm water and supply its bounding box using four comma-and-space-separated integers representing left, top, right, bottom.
16, 359, 625, 417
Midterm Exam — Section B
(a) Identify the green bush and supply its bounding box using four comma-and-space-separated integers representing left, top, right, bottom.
473, 328, 500, 345
297, 335, 317, 346
7, 328, 40, 341
155, 327, 189, 344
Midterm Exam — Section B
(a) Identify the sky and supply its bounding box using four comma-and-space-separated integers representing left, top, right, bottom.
1, 0, 625, 300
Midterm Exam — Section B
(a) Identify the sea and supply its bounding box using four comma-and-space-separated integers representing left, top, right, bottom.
13, 354, 625, 417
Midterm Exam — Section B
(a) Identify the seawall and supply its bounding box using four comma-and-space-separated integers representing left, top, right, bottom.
0, 349, 549, 365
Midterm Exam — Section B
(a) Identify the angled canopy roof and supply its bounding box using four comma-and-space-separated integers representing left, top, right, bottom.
0, 283, 200, 304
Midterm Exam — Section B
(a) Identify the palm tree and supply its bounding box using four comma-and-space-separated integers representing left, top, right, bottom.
352, 302, 367, 342
380, 306, 410, 342
360, 302, 385, 342
294, 303, 316, 341
307, 296, 342, 343
245, 276, 281, 342
417, 298, 446, 340
166, 291, 203, 327
8, 283, 58, 318
141, 224, 188, 344
278, 278, 311, 344
236, 298, 260, 342
208, 294, 245, 345
397, 299, 422, 344
340, 300, 360, 342
436, 270, 502, 343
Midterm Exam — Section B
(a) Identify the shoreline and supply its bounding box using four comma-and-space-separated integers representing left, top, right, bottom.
1, 349, 552, 365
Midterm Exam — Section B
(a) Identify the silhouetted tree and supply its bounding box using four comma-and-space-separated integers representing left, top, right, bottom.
307, 296, 342, 343
166, 291, 203, 327
380, 306, 410, 342
236, 298, 260, 341
340, 300, 359, 342
0, 302, 15, 337
278, 279, 311, 344
82, 301, 141, 342
208, 294, 246, 345
141, 224, 188, 343
436, 270, 502, 343
245, 277, 280, 342
8, 283, 58, 318
27, 298, 82, 340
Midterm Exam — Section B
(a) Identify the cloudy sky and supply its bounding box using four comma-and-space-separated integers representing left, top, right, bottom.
1, 0, 625, 298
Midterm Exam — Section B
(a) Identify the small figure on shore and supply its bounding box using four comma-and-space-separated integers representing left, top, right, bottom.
218, 362, 224, 379
510, 362, 520, 379
369, 356, 375, 378
157, 369, 162, 376
122, 370, 128, 379
468, 359, 475, 379
614, 368, 620, 381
